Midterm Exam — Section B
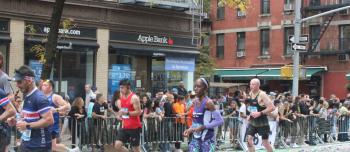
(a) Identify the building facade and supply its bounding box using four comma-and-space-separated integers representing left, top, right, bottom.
0, 0, 199, 100
211, 0, 350, 98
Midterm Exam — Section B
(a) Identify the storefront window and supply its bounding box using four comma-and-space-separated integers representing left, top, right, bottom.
108, 53, 150, 100
0, 44, 8, 72
25, 45, 95, 101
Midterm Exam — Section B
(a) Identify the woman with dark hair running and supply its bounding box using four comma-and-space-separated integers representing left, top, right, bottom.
183, 78, 224, 152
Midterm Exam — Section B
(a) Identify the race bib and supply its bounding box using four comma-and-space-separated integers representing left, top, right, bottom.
121, 108, 129, 119
192, 122, 202, 138
248, 106, 258, 113
21, 129, 31, 141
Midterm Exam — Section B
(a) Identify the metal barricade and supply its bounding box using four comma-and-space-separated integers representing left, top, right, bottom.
142, 117, 186, 151
217, 117, 247, 151
337, 115, 350, 142
8, 114, 350, 151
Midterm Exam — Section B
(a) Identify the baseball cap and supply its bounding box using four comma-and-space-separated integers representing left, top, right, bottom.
12, 65, 35, 81
172, 88, 178, 94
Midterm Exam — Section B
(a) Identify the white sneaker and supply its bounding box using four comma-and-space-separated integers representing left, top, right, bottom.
69, 147, 80, 152
292, 143, 300, 148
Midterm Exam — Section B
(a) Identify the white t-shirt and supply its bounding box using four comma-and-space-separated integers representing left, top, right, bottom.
239, 103, 248, 124
268, 107, 279, 121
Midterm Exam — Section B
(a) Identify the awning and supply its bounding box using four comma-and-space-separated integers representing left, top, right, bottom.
209, 82, 248, 88
25, 37, 100, 49
0, 35, 11, 43
347, 73, 350, 80
109, 42, 199, 56
215, 67, 327, 80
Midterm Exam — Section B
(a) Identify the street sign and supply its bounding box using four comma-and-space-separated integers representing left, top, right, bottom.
289, 35, 309, 43
292, 43, 306, 51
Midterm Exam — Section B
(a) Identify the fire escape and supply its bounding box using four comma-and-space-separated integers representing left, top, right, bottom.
302, 0, 350, 60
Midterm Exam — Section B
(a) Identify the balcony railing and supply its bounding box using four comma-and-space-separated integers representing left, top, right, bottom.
119, 0, 192, 11
304, 37, 350, 54
303, 0, 350, 11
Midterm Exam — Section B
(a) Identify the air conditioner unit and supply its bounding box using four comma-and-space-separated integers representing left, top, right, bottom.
237, 51, 245, 58
338, 54, 349, 61
339, 9, 349, 15
237, 11, 246, 17
284, 4, 293, 11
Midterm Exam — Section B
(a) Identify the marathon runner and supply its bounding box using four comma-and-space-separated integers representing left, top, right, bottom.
0, 51, 16, 152
41, 79, 80, 152
8, 65, 54, 152
0, 89, 16, 152
114, 79, 142, 152
183, 78, 224, 152
246, 78, 275, 152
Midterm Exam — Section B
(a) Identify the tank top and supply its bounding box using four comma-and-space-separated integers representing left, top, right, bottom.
120, 92, 142, 129
192, 96, 213, 139
48, 94, 60, 133
247, 91, 269, 127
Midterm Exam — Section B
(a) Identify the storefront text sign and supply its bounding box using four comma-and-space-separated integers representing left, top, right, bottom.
165, 57, 195, 72
44, 27, 81, 36
110, 31, 196, 47
25, 23, 96, 38
137, 34, 174, 45
108, 64, 131, 99
29, 60, 43, 81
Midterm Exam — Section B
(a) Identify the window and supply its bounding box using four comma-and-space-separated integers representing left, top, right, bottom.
284, 0, 294, 12
0, 20, 8, 31
237, 8, 246, 17
340, 25, 350, 50
260, 29, 270, 55
261, 0, 270, 14
25, 45, 96, 102
216, 34, 224, 59
310, 0, 320, 6
0, 44, 8, 73
284, 27, 294, 55
310, 25, 321, 52
217, 1, 225, 20
237, 32, 245, 54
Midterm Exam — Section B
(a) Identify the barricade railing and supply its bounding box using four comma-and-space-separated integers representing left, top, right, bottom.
9, 114, 350, 151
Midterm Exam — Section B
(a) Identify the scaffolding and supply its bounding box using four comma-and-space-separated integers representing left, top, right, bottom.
189, 0, 204, 46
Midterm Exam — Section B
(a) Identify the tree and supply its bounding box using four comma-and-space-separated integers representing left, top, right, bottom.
195, 35, 215, 79
41, 0, 66, 80
218, 0, 250, 11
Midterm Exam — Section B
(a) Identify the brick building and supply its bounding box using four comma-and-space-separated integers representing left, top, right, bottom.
210, 0, 350, 99
0, 0, 199, 100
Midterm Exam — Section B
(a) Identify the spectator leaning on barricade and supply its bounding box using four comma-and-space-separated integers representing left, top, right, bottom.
68, 97, 86, 148
92, 94, 109, 151
327, 100, 340, 140
293, 94, 310, 145
225, 100, 239, 148
159, 93, 175, 152
267, 98, 279, 148
288, 95, 300, 148
173, 95, 186, 152
338, 101, 350, 142
238, 97, 249, 146
277, 95, 294, 145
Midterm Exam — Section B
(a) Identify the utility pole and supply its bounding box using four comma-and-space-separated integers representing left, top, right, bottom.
292, 2, 350, 97
292, 0, 301, 97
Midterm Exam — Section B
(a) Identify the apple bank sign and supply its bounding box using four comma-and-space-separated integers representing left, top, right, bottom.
137, 34, 174, 45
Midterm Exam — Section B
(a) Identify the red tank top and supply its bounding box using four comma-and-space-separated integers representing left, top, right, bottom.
120, 92, 142, 129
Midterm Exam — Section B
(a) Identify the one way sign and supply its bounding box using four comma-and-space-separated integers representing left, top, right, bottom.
289, 35, 309, 43
292, 43, 306, 51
